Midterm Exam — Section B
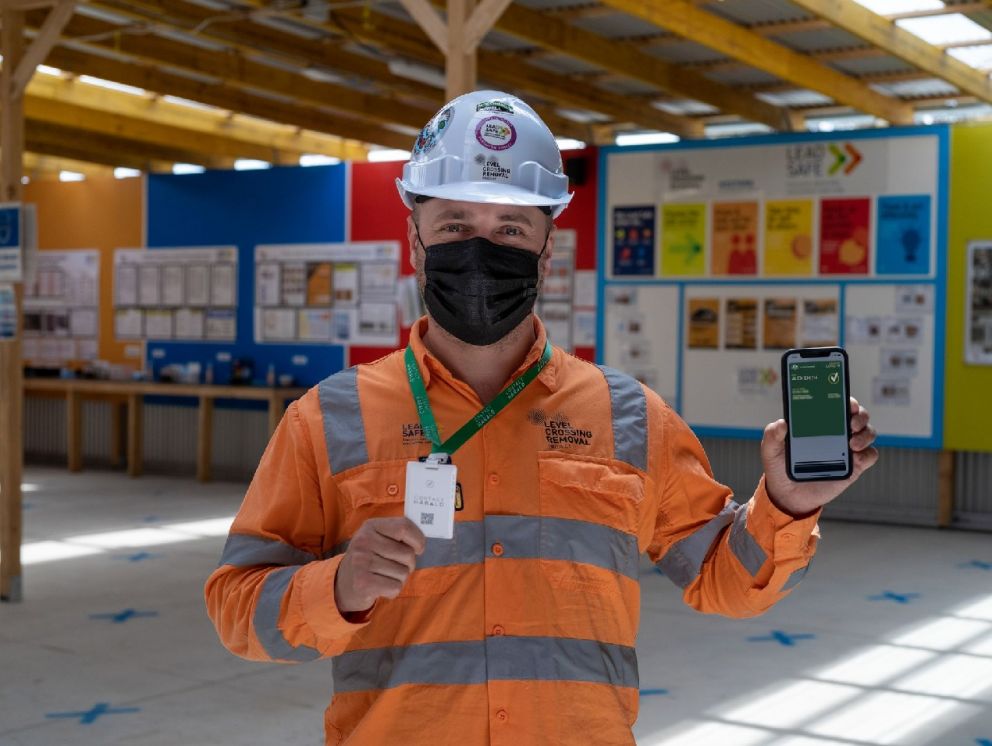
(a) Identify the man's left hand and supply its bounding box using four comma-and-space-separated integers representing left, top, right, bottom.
760, 397, 879, 517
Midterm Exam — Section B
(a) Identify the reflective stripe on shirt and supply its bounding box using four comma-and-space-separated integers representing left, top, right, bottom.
332, 635, 638, 694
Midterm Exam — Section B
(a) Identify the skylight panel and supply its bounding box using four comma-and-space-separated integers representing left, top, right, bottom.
949, 44, 992, 70
896, 13, 992, 46
853, 0, 944, 14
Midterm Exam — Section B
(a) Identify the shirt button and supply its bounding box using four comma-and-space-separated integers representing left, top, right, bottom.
492, 624, 505, 636
491, 542, 504, 557
488, 473, 500, 486
496, 709, 508, 722
386, 484, 399, 497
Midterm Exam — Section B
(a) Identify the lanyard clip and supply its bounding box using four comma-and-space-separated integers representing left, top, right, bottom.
425, 452, 451, 466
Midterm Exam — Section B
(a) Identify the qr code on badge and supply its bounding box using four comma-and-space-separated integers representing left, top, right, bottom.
420, 512, 434, 526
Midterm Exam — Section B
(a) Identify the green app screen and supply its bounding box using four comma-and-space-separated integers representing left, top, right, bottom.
789, 360, 846, 438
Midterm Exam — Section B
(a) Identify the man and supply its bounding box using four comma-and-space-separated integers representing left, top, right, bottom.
205, 90, 878, 745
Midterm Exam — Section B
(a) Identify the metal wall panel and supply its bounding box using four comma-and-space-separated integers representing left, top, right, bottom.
954, 451, 992, 531
24, 399, 266, 481
700, 438, 942, 527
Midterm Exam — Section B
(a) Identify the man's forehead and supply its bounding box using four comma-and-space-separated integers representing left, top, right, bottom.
421, 200, 542, 226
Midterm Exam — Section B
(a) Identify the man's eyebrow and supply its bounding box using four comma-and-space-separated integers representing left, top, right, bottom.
496, 212, 534, 227
433, 209, 467, 221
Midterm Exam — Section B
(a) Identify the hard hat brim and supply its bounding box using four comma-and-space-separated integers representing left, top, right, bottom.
397, 179, 572, 217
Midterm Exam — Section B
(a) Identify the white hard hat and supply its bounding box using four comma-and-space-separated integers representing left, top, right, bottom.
396, 90, 573, 218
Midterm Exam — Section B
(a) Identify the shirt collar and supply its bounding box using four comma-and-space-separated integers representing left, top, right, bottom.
408, 315, 560, 394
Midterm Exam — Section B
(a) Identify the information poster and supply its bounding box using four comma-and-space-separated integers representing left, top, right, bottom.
23, 249, 100, 365
661, 203, 706, 276
876, 195, 931, 276
687, 298, 719, 349
763, 298, 797, 350
536, 229, 576, 350
254, 241, 400, 347
725, 298, 758, 349
820, 197, 870, 275
966, 241, 992, 365
612, 206, 655, 276
711, 201, 758, 275
0, 203, 22, 282
764, 200, 814, 276
113, 246, 238, 342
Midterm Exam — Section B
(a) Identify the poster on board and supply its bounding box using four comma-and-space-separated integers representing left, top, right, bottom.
966, 241, 992, 365
876, 195, 931, 276
23, 249, 100, 365
612, 206, 655, 276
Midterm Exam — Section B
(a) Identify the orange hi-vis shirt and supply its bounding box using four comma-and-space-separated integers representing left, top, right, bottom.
205, 317, 821, 746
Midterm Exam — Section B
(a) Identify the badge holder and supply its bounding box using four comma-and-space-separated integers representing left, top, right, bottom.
405, 453, 457, 540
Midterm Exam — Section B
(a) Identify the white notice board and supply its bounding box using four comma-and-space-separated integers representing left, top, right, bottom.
253, 241, 400, 347
598, 127, 947, 447
113, 246, 238, 342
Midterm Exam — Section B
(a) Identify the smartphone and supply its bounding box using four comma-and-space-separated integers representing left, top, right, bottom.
781, 347, 853, 481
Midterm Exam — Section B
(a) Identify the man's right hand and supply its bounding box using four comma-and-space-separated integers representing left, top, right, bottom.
334, 517, 426, 615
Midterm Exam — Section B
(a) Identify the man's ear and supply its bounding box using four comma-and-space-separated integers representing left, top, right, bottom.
407, 213, 420, 268
540, 223, 555, 275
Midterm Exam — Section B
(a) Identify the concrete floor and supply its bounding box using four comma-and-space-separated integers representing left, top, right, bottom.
1, 466, 990, 746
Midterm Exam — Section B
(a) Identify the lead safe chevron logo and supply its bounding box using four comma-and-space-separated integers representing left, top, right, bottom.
785, 142, 863, 179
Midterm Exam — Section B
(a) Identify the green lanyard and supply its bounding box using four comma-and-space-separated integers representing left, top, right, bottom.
404, 340, 553, 457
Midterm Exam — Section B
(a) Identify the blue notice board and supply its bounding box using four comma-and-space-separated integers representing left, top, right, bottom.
145, 165, 348, 389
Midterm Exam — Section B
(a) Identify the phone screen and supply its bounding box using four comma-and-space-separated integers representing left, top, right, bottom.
784, 349, 851, 480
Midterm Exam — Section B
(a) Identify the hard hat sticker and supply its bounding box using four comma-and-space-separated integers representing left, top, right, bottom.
476, 100, 514, 115
413, 106, 454, 155
481, 156, 511, 181
475, 116, 517, 151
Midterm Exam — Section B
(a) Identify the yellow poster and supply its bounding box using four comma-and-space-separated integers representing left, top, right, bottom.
661, 203, 706, 276
688, 298, 720, 349
764, 200, 814, 276
711, 201, 758, 275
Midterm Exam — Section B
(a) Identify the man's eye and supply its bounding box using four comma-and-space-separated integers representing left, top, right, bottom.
502, 226, 523, 236
442, 224, 463, 232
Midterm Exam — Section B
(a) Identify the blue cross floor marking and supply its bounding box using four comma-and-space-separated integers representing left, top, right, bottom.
868, 591, 920, 604
747, 630, 816, 647
141, 515, 160, 523
45, 703, 141, 725
113, 552, 162, 562
639, 688, 669, 696
960, 560, 992, 570
89, 609, 159, 624
975, 739, 992, 746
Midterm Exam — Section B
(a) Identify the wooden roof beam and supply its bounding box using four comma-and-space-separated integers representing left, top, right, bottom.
25, 119, 227, 169
326, 6, 704, 137
30, 11, 438, 132
598, 0, 914, 124
467, 1, 797, 130
87, 0, 440, 105
788, 0, 992, 104
42, 46, 413, 151
26, 72, 365, 162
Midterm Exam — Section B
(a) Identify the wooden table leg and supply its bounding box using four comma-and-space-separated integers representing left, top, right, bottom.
67, 389, 82, 472
110, 399, 124, 468
267, 393, 282, 436
197, 395, 213, 483
127, 393, 143, 478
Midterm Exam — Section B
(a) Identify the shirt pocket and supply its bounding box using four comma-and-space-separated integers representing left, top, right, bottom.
537, 452, 645, 535
335, 459, 458, 598
537, 452, 645, 594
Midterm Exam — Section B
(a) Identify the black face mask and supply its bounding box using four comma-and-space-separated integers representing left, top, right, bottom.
420, 233, 544, 347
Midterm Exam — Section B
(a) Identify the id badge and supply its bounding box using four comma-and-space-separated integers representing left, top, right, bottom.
404, 454, 457, 540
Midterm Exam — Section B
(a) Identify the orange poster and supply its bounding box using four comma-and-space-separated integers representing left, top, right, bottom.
306, 262, 333, 306
711, 201, 758, 275
687, 298, 720, 349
